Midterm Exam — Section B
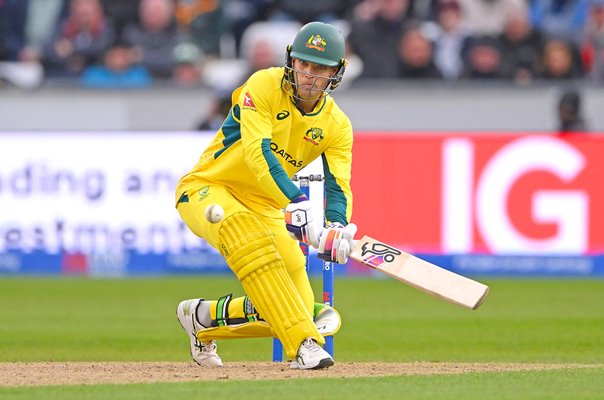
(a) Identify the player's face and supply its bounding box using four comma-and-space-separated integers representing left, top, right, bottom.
292, 58, 338, 102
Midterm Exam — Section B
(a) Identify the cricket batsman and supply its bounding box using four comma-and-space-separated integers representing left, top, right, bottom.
175, 21, 356, 370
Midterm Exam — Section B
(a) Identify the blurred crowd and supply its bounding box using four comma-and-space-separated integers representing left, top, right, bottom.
1, 0, 604, 90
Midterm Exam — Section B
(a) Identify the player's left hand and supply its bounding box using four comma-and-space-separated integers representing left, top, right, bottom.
318, 223, 357, 264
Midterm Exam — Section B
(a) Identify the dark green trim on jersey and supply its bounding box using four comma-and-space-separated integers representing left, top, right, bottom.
214, 105, 242, 159
306, 96, 327, 117
322, 153, 348, 225
261, 138, 303, 201
177, 193, 189, 203
289, 95, 327, 117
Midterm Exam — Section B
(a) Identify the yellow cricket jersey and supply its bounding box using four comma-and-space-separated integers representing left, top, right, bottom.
177, 67, 353, 225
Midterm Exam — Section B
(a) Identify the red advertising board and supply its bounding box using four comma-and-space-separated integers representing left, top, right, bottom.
351, 133, 604, 255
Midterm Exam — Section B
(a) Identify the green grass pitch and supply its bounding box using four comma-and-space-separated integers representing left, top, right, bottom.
1, 276, 603, 399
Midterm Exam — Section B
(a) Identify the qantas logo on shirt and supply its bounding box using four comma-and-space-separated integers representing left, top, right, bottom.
270, 142, 303, 167
243, 92, 256, 110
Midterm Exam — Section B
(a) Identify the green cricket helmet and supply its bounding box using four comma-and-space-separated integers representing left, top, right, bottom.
284, 21, 348, 95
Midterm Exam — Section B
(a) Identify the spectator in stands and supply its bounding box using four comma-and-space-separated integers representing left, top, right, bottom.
172, 40, 203, 86
0, 1, 5, 60
556, 88, 588, 133
409, 0, 440, 21
271, 0, 348, 24
398, 22, 442, 79
245, 38, 279, 72
538, 37, 584, 79
461, 35, 505, 79
195, 90, 232, 131
42, 0, 114, 77
581, 0, 604, 82
457, 0, 527, 36
123, 0, 179, 79
222, 0, 276, 57
341, 40, 365, 85
81, 39, 151, 88
174, 0, 224, 57
431, 0, 470, 80
0, 0, 7, 61
2, 0, 68, 63
530, 0, 589, 44
348, 0, 413, 78
101, 0, 140, 38
498, 7, 544, 84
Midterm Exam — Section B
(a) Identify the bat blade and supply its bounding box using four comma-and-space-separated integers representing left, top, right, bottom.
350, 236, 489, 310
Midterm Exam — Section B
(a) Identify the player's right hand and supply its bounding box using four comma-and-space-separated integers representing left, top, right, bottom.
284, 195, 321, 248
318, 223, 357, 264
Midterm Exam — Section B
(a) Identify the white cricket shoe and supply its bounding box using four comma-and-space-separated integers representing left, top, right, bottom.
291, 338, 334, 370
176, 299, 223, 367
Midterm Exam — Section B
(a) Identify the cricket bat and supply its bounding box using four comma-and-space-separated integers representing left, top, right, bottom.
350, 236, 489, 310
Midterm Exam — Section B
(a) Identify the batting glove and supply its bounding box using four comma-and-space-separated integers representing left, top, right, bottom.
318, 223, 357, 264
284, 195, 321, 248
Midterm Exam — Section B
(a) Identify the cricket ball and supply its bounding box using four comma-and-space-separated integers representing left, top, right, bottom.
205, 204, 224, 224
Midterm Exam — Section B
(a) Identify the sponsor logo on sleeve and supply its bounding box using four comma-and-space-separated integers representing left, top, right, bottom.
243, 92, 256, 111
